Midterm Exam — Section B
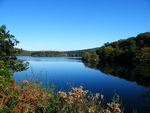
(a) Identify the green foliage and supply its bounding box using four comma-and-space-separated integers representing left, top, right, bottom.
0, 25, 19, 66
83, 32, 150, 64
0, 25, 29, 92
112, 93, 120, 104
135, 32, 150, 48
18, 50, 34, 56
127, 37, 136, 52
83, 50, 99, 62
0, 60, 12, 90
104, 42, 110, 47
134, 47, 150, 63
29, 49, 91, 57
0, 25, 29, 73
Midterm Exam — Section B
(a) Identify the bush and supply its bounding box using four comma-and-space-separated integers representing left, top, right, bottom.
0, 78, 123, 113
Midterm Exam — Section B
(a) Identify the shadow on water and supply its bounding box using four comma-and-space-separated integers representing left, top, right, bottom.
136, 88, 150, 111
83, 61, 150, 112
83, 61, 150, 88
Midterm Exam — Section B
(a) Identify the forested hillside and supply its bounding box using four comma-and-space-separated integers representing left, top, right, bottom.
83, 32, 150, 63
19, 49, 91, 57
18, 50, 34, 56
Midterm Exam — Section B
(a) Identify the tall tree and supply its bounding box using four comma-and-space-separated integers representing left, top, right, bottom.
0, 25, 29, 75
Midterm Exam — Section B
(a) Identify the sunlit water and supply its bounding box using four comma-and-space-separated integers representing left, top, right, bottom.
13, 56, 150, 113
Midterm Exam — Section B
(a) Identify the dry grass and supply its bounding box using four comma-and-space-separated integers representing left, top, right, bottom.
0, 78, 51, 112
0, 78, 123, 113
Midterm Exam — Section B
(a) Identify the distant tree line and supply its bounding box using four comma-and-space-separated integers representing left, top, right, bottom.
19, 49, 91, 57
83, 32, 150, 64
18, 51, 34, 56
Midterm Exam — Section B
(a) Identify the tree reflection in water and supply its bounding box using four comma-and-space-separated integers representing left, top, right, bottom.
83, 61, 150, 112
138, 88, 150, 110
83, 61, 150, 87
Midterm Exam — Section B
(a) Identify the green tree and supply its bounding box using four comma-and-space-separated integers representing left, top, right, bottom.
83, 52, 90, 61
96, 46, 105, 60
133, 47, 150, 63
90, 50, 99, 61
83, 50, 99, 62
136, 32, 150, 48
0, 25, 29, 76
128, 38, 136, 52
104, 42, 110, 47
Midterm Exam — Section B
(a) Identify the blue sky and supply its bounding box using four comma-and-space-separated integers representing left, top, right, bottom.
0, 0, 150, 51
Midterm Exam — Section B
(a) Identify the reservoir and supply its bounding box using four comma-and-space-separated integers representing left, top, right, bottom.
14, 56, 150, 113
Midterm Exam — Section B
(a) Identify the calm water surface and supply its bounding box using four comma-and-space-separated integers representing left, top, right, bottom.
14, 56, 150, 113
